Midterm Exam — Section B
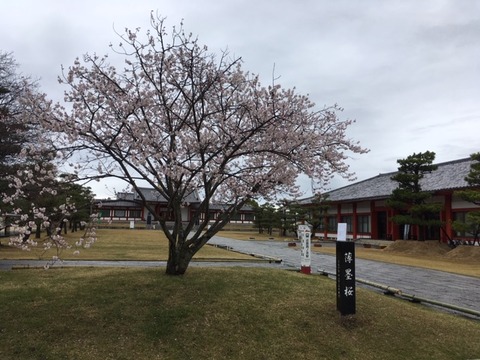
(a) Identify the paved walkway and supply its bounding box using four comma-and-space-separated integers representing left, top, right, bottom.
0, 259, 281, 270
208, 236, 480, 316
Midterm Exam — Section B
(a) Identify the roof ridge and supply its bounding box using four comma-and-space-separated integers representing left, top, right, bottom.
433, 156, 471, 167
297, 156, 474, 203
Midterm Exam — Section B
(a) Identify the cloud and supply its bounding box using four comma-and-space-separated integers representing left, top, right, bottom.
2, 0, 479, 198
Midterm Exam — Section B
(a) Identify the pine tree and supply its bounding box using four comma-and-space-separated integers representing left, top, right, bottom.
252, 202, 281, 236
452, 153, 480, 244
387, 151, 443, 240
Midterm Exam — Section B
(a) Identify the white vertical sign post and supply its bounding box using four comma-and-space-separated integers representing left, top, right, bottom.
298, 224, 311, 274
337, 223, 347, 242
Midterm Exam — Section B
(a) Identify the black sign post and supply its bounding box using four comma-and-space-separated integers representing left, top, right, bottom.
336, 240, 356, 315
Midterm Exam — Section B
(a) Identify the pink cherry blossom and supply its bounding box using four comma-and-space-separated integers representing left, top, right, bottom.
9, 13, 367, 275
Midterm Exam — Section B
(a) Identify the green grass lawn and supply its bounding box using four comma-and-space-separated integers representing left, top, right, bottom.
1, 267, 479, 360
1, 229, 479, 359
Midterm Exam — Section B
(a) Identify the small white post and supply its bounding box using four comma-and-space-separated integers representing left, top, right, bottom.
298, 224, 311, 274
337, 223, 347, 241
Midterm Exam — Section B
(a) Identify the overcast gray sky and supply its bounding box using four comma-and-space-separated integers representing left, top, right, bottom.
3, 0, 479, 198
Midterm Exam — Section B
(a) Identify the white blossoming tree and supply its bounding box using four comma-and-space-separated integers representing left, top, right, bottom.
1, 52, 97, 263
23, 14, 367, 275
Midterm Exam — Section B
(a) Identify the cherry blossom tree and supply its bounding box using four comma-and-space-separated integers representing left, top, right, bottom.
23, 14, 367, 275
0, 52, 97, 263
0, 51, 38, 204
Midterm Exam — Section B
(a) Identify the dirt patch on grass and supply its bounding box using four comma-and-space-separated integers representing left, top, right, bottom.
444, 245, 480, 261
383, 240, 480, 262
383, 240, 451, 256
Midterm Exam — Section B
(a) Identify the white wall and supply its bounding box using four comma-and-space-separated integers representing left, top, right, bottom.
356, 201, 370, 213
452, 196, 480, 210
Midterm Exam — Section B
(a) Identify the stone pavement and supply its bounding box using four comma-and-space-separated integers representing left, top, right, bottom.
0, 259, 281, 271
208, 236, 480, 316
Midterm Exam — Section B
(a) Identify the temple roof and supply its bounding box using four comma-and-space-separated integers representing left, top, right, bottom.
116, 187, 201, 204
299, 157, 474, 204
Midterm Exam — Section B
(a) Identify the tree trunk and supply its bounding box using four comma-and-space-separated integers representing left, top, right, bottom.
418, 225, 425, 241
35, 223, 41, 239
165, 241, 194, 275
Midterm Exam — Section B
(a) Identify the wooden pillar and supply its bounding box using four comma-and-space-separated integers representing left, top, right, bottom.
352, 202, 358, 240
370, 201, 377, 239
444, 193, 453, 243
323, 215, 328, 240
390, 208, 400, 240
